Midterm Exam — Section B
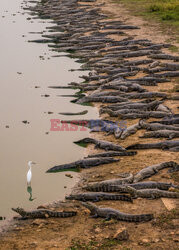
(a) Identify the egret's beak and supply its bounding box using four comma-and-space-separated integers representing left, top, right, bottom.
32, 162, 36, 165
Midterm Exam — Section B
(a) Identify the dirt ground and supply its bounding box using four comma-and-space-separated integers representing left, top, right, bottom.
0, 0, 178, 249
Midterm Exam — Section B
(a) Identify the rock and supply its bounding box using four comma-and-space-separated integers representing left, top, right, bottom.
14, 227, 22, 231
65, 174, 73, 178
169, 187, 177, 192
32, 219, 45, 226
113, 227, 129, 241
5, 125, 9, 128
94, 227, 101, 233
141, 238, 150, 244
172, 219, 179, 226
37, 205, 48, 209
52, 245, 58, 248
152, 238, 160, 243
30, 241, 38, 247
22, 120, 28, 124
161, 198, 176, 211
41, 94, 50, 97
92, 174, 102, 178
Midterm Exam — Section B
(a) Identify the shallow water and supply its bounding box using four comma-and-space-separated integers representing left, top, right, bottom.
0, 0, 98, 223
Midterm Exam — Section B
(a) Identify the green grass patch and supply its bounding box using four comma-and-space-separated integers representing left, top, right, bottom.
115, 0, 179, 36
68, 238, 122, 250
152, 208, 179, 228
170, 172, 179, 182
169, 45, 179, 52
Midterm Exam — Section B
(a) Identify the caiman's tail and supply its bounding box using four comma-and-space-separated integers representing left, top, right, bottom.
59, 211, 77, 217
123, 213, 154, 222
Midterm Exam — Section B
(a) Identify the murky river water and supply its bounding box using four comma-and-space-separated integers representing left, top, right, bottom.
0, 0, 98, 224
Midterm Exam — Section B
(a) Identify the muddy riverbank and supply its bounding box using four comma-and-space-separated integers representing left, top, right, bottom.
0, 0, 178, 249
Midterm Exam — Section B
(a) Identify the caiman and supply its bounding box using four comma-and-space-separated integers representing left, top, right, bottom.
87, 151, 137, 158
139, 120, 179, 131
12, 207, 77, 219
46, 157, 119, 172
125, 186, 179, 199
133, 161, 178, 182
84, 173, 134, 191
140, 130, 179, 139
120, 122, 141, 139
81, 202, 153, 222
84, 181, 178, 192
127, 181, 178, 190
66, 192, 133, 202
74, 137, 126, 151
126, 140, 179, 151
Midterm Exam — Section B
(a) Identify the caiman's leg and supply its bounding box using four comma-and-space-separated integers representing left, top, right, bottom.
17, 216, 29, 220
106, 131, 113, 136
105, 213, 116, 221
131, 195, 137, 199
168, 134, 175, 140
153, 168, 159, 174
90, 213, 99, 218
162, 144, 168, 150
148, 194, 156, 200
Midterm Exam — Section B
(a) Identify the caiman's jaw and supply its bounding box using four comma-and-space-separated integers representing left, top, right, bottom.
65, 195, 74, 200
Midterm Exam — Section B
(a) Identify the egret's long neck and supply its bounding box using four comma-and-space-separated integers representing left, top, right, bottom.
28, 163, 32, 169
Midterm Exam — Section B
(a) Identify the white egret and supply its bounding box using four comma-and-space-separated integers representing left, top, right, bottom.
27, 161, 36, 186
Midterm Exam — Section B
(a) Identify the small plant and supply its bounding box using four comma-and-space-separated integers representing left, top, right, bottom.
149, 4, 161, 12
153, 209, 179, 228
162, 14, 174, 21
69, 238, 122, 249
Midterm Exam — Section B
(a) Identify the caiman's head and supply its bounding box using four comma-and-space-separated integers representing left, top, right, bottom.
139, 119, 146, 127
12, 207, 26, 216
125, 186, 137, 194
65, 194, 76, 200
80, 202, 97, 215
82, 183, 97, 191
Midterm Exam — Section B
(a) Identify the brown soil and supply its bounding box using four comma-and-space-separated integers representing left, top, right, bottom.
0, 0, 178, 249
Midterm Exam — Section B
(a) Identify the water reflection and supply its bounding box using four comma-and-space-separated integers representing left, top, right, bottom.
27, 185, 36, 201
0, 216, 6, 221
